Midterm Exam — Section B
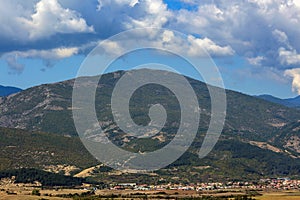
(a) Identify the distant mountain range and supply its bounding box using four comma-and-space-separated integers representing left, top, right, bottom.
0, 69, 299, 182
0, 85, 22, 97
256, 94, 300, 108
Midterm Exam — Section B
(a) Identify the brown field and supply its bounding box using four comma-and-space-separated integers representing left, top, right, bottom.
255, 191, 300, 200
0, 194, 69, 200
0, 185, 300, 200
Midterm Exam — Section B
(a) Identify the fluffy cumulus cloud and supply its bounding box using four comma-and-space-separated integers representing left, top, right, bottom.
0, 0, 235, 73
0, 0, 93, 41
1, 0, 300, 93
186, 36, 234, 56
21, 0, 94, 40
279, 48, 300, 66
0, 0, 95, 72
173, 0, 300, 60
285, 68, 300, 94
99, 29, 234, 58
170, 0, 300, 93
96, 0, 172, 30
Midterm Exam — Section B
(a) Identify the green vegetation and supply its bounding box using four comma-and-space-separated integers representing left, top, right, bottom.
273, 121, 300, 156
0, 127, 98, 171
76, 194, 256, 200
88, 139, 300, 184
1, 69, 299, 142
0, 69, 299, 182
31, 189, 41, 196
0, 168, 85, 186
55, 192, 256, 200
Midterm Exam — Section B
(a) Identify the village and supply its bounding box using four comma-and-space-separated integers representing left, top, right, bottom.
108, 178, 300, 191
1, 176, 300, 199
1, 175, 300, 192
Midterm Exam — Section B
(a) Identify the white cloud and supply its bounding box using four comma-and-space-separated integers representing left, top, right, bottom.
127, 0, 171, 28
160, 31, 234, 57
162, 30, 174, 43
279, 48, 300, 65
272, 29, 290, 46
20, 0, 94, 40
186, 36, 234, 57
0, 0, 93, 41
100, 40, 125, 56
96, 0, 172, 30
13, 47, 79, 60
285, 68, 300, 94
295, 0, 300, 7
179, 0, 198, 5
98, 29, 234, 58
129, 0, 139, 7
247, 56, 265, 66
0, 0, 35, 40
2, 0, 300, 95
171, 0, 300, 64
248, 0, 276, 8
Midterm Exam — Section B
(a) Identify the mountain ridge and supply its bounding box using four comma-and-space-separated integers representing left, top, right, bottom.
0, 85, 22, 97
256, 94, 300, 108
1, 70, 299, 139
0, 69, 299, 181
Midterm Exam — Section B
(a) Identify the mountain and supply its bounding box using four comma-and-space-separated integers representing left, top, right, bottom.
285, 96, 300, 107
0, 69, 300, 181
256, 94, 300, 108
1, 70, 299, 141
0, 85, 22, 97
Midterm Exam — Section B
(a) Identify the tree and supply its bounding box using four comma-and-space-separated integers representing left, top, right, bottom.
31, 189, 41, 196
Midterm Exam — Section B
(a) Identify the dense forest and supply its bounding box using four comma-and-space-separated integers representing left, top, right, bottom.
0, 168, 85, 186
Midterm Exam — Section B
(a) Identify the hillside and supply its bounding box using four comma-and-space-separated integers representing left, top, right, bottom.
0, 85, 22, 97
0, 127, 299, 183
0, 69, 300, 181
273, 121, 300, 156
0, 127, 97, 172
81, 136, 300, 183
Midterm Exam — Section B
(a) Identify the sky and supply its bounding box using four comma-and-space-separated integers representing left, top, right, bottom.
1, 0, 300, 98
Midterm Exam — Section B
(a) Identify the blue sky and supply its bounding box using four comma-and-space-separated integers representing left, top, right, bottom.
1, 0, 300, 98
